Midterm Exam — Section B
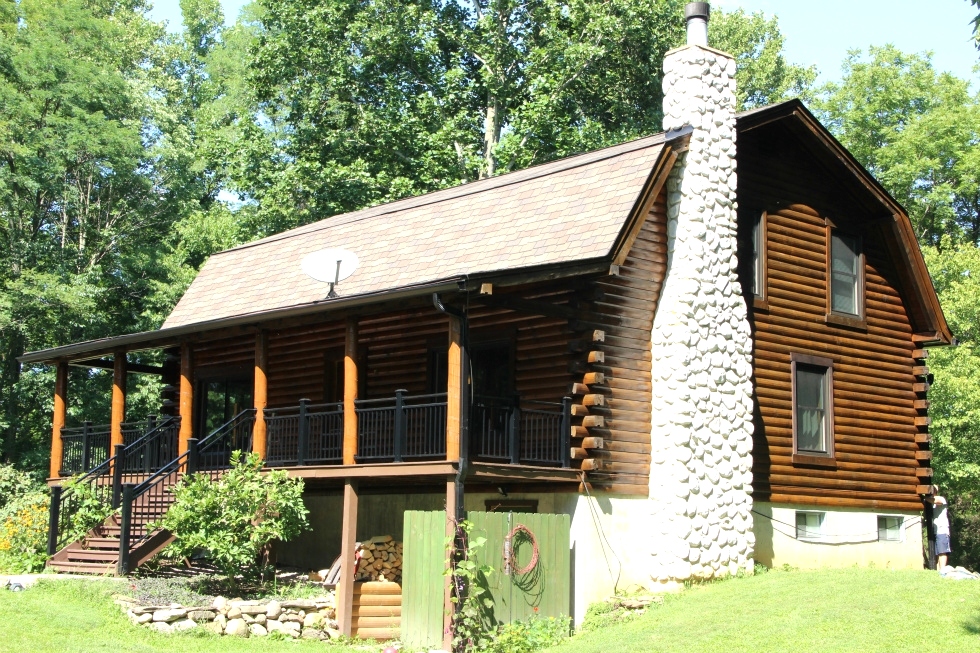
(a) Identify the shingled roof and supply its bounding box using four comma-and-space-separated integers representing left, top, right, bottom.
163, 134, 669, 329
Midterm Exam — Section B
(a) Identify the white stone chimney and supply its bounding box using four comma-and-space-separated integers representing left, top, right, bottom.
647, 2, 755, 584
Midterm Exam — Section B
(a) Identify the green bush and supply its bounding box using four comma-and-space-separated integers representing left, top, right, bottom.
481, 615, 570, 653
0, 464, 41, 511
157, 451, 309, 582
0, 491, 50, 573
59, 476, 115, 544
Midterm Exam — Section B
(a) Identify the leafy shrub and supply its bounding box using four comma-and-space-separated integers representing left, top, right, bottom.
59, 476, 115, 543
158, 451, 309, 581
0, 491, 50, 573
481, 615, 570, 653
0, 464, 41, 511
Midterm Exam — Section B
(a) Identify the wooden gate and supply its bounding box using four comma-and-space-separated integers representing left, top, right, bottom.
402, 510, 570, 649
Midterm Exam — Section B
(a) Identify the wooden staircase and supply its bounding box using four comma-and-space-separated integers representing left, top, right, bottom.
47, 472, 179, 575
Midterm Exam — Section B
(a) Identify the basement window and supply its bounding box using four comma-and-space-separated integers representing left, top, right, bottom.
877, 516, 903, 542
796, 512, 824, 540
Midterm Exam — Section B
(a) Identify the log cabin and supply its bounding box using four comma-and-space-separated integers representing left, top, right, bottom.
21, 2, 951, 631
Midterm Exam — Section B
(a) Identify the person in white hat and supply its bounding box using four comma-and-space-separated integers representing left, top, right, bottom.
926, 494, 951, 570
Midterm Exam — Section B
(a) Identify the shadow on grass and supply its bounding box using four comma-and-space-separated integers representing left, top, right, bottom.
963, 612, 980, 636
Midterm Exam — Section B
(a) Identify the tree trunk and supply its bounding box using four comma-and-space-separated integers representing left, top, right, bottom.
483, 92, 502, 178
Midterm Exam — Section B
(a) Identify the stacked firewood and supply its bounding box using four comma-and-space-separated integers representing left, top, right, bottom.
355, 535, 403, 584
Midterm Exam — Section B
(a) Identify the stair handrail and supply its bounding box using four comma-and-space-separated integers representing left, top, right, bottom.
111, 415, 182, 507
117, 409, 256, 574
48, 415, 182, 556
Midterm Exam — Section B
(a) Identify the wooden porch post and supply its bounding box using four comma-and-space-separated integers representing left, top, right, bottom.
443, 478, 459, 651
253, 330, 268, 458
446, 316, 463, 461
343, 318, 358, 465
49, 361, 69, 479
110, 350, 127, 452
337, 480, 359, 636
178, 343, 194, 455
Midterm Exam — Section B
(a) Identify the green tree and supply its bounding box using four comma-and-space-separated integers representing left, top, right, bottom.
159, 451, 309, 581
814, 46, 980, 246
240, 0, 810, 237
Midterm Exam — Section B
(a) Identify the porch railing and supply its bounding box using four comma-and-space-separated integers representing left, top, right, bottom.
355, 391, 447, 462
47, 415, 180, 556
59, 422, 112, 476
471, 395, 572, 467
266, 400, 343, 466
115, 409, 256, 574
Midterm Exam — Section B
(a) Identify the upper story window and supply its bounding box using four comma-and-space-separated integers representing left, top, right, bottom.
791, 352, 836, 466
829, 230, 864, 318
751, 211, 768, 302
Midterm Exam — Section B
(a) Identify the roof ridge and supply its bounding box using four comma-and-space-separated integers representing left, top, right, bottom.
218, 132, 666, 255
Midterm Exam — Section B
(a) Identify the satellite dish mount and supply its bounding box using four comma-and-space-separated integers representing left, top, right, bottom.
327, 259, 342, 298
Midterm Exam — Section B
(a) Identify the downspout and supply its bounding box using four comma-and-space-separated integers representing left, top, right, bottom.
432, 291, 469, 517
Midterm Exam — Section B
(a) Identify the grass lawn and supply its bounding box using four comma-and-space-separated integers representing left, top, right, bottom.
0, 579, 381, 653
548, 567, 980, 653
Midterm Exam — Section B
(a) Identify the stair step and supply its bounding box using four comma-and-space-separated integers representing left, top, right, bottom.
66, 549, 120, 562
47, 560, 117, 575
84, 537, 121, 549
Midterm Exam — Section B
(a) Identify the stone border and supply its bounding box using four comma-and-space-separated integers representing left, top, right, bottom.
121, 593, 340, 639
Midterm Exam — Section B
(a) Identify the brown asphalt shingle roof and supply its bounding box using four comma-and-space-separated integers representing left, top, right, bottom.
163, 134, 667, 329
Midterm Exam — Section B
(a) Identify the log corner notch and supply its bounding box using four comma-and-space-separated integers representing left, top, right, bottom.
49, 360, 69, 479
568, 328, 607, 475
913, 347, 933, 490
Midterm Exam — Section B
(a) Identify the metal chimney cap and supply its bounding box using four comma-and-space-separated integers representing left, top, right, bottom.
685, 2, 710, 21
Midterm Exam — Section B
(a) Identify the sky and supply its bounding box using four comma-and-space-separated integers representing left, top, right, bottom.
147, 0, 979, 86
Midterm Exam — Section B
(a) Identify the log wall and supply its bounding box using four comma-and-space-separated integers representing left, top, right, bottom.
739, 134, 925, 512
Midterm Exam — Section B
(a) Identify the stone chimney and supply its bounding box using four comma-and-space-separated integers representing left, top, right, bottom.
647, 2, 755, 584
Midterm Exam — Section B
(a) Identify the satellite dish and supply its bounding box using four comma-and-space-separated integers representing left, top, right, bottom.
301, 248, 359, 284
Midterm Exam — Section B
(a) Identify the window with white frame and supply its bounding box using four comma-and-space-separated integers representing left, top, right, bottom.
796, 511, 824, 540
877, 516, 903, 542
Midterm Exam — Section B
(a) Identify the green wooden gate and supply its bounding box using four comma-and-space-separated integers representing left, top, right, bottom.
402, 510, 570, 649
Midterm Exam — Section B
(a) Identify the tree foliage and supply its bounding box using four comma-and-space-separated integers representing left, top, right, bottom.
814, 46, 980, 247
159, 451, 309, 580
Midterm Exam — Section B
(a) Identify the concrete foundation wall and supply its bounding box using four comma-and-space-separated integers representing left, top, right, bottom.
752, 502, 924, 570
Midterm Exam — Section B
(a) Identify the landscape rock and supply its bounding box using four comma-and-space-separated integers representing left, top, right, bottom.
249, 624, 268, 636
173, 619, 197, 632
148, 622, 173, 634
204, 621, 223, 635
188, 610, 216, 622
280, 599, 316, 610
303, 612, 324, 628
212, 596, 228, 612
226, 606, 242, 619
301, 628, 326, 640
224, 618, 249, 637
265, 600, 281, 619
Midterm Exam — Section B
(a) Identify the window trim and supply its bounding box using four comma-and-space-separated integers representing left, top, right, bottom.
795, 511, 825, 541
877, 515, 904, 543
825, 224, 866, 327
752, 211, 769, 310
791, 352, 836, 467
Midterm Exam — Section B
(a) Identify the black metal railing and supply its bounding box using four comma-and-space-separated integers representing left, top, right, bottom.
266, 400, 343, 466
471, 395, 571, 467
59, 422, 112, 476
355, 391, 447, 462
47, 416, 183, 557
47, 457, 114, 555
116, 409, 256, 574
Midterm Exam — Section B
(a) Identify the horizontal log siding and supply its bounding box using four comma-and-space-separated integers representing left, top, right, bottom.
749, 201, 921, 511
581, 191, 668, 494
267, 322, 345, 406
